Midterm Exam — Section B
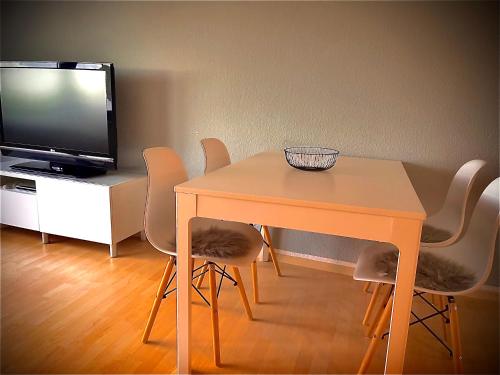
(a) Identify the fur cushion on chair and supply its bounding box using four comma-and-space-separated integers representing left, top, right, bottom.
170, 226, 251, 258
375, 250, 475, 292
421, 224, 452, 243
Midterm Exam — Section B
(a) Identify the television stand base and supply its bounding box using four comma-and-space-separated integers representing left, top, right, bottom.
10, 161, 107, 178
1, 156, 147, 258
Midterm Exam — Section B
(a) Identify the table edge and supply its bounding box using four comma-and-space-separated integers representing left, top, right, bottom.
174, 186, 426, 221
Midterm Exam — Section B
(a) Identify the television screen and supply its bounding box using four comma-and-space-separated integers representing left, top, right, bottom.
1, 67, 110, 154
0, 62, 117, 176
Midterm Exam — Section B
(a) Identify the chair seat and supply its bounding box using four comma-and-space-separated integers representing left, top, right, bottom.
353, 243, 476, 296
354, 244, 398, 283
420, 224, 452, 244
167, 217, 263, 267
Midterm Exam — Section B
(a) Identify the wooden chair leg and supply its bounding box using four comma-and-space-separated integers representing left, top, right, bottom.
262, 225, 282, 276
448, 296, 463, 373
196, 260, 209, 289
363, 282, 372, 293
209, 263, 221, 366
142, 256, 175, 343
232, 266, 253, 320
362, 283, 381, 326
358, 293, 394, 374
251, 260, 259, 304
366, 284, 392, 338
437, 295, 448, 342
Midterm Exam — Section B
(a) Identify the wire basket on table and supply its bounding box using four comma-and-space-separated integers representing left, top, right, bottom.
284, 147, 340, 171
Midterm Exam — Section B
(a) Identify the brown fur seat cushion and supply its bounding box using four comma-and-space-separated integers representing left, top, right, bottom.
171, 226, 251, 258
421, 224, 452, 243
375, 250, 475, 292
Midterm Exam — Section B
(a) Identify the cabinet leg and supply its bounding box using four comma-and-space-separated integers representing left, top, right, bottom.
41, 232, 50, 244
109, 243, 117, 258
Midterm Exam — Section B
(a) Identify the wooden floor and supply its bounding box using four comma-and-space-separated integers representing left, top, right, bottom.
1, 226, 498, 374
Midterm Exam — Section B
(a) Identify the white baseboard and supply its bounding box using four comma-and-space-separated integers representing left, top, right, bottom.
273, 248, 499, 300
273, 248, 355, 277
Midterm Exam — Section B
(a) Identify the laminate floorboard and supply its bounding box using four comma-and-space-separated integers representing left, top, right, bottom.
1, 226, 498, 374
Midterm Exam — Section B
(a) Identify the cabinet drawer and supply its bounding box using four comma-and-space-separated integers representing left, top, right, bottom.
36, 179, 112, 244
0, 189, 39, 231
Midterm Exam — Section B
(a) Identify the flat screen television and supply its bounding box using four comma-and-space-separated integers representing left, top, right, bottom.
0, 61, 117, 178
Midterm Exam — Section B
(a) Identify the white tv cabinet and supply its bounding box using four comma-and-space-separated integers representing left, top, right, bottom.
0, 157, 147, 257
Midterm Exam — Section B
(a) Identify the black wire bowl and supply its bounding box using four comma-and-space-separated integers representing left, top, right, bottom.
284, 147, 340, 171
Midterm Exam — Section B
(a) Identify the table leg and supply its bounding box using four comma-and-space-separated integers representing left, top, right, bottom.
176, 192, 196, 374
385, 218, 421, 374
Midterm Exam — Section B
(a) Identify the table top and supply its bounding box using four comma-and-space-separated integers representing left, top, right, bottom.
176, 152, 426, 220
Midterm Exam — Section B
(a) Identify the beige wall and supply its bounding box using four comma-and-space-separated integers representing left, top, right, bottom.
2, 1, 499, 284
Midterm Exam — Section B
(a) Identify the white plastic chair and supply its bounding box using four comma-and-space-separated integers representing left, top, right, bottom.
363, 160, 486, 294
198, 138, 282, 304
200, 137, 232, 174
354, 178, 499, 374
422, 159, 486, 247
142, 147, 263, 366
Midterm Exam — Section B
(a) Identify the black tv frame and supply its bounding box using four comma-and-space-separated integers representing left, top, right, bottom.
0, 61, 117, 178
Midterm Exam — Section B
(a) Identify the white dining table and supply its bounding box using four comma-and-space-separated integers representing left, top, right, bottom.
174, 151, 426, 374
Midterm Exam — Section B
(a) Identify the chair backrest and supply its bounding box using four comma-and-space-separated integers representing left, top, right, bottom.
143, 147, 188, 254
439, 177, 499, 294
425, 160, 486, 241
200, 138, 231, 174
